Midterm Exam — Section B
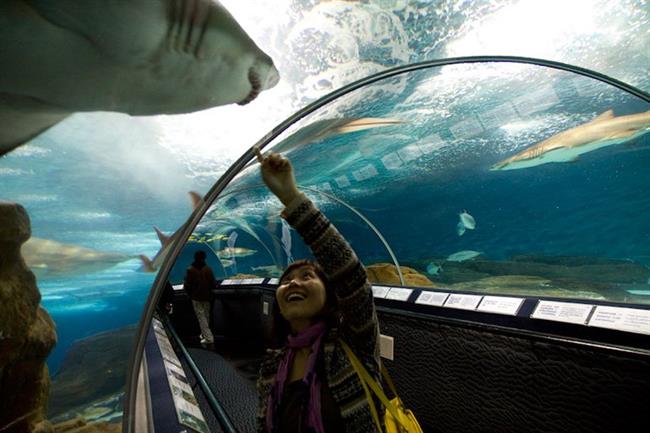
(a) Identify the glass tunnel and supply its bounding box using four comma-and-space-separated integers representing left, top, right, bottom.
129, 58, 650, 433
167, 58, 650, 305
1, 1, 650, 433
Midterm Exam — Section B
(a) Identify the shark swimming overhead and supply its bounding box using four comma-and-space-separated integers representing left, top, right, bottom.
491, 109, 650, 171
0, 0, 280, 156
266, 117, 406, 155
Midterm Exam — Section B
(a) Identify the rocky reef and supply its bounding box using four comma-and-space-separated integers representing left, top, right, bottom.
366, 263, 436, 287
403, 254, 650, 302
48, 326, 135, 422
51, 417, 120, 433
0, 201, 57, 433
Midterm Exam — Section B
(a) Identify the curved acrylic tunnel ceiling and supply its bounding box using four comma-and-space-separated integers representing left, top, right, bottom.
1, 0, 649, 431
126, 56, 650, 429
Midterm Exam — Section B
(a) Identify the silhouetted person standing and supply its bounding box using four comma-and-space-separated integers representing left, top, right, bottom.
184, 250, 215, 349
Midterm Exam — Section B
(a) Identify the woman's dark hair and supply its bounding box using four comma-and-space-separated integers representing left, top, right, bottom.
269, 259, 339, 348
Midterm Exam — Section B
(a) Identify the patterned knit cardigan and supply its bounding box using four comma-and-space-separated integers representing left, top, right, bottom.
256, 193, 383, 433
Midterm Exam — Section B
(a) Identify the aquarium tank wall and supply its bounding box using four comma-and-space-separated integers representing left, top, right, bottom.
0, 0, 649, 431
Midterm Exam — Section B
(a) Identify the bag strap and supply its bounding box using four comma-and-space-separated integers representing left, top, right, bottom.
380, 363, 401, 405
340, 340, 405, 429
353, 359, 384, 433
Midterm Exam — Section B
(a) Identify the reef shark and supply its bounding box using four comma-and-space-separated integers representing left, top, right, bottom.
244, 117, 405, 169
491, 109, 650, 171
139, 191, 203, 272
273, 117, 406, 153
22, 237, 135, 279
0, 0, 279, 156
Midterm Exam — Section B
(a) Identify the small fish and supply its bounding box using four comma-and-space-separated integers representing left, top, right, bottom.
626, 289, 650, 296
189, 231, 228, 243
446, 250, 481, 262
188, 234, 206, 243
426, 262, 443, 276
216, 247, 257, 258
456, 221, 466, 237
219, 259, 235, 267
459, 211, 476, 230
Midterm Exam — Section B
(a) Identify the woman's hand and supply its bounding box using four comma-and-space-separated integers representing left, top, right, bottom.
255, 146, 300, 206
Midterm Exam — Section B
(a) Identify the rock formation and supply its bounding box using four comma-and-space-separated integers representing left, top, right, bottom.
51, 417, 120, 433
405, 254, 650, 302
366, 263, 436, 287
49, 326, 135, 420
0, 202, 57, 433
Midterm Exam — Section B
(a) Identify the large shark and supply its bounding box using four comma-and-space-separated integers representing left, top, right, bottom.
243, 117, 405, 171
491, 109, 650, 171
0, 0, 279, 156
22, 237, 135, 279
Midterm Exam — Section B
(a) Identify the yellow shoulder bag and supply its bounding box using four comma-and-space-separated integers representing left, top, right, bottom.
341, 340, 423, 433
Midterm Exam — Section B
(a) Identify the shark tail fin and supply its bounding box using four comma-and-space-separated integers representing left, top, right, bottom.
588, 109, 615, 123
153, 226, 171, 246
606, 129, 638, 140
139, 255, 156, 272
189, 191, 203, 210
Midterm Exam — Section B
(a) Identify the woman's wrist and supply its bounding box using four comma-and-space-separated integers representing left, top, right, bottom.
278, 188, 300, 206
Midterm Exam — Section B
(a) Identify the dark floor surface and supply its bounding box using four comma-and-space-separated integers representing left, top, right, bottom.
181, 335, 266, 433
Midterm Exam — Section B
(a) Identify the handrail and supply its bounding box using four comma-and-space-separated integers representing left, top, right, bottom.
161, 313, 239, 433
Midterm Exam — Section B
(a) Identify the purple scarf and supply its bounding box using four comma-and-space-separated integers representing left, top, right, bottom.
265, 321, 327, 433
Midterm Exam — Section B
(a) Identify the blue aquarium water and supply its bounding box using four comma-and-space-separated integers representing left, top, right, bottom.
1, 0, 649, 425
5, 62, 650, 424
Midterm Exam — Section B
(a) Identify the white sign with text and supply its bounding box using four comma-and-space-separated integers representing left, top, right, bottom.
531, 301, 593, 325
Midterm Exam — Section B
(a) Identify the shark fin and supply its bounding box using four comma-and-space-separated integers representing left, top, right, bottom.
0, 97, 70, 157
188, 191, 203, 210
588, 109, 615, 124
605, 129, 638, 140
153, 226, 171, 246
139, 254, 156, 272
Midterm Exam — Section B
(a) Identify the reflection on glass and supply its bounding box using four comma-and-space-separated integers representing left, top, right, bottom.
170, 185, 399, 284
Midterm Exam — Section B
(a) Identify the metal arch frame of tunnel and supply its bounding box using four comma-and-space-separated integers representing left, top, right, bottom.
207, 183, 404, 282
124, 55, 650, 432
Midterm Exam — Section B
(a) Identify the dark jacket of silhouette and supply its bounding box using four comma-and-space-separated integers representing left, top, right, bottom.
184, 262, 215, 302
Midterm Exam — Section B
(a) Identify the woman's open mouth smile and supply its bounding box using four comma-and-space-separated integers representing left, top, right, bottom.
286, 291, 307, 302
